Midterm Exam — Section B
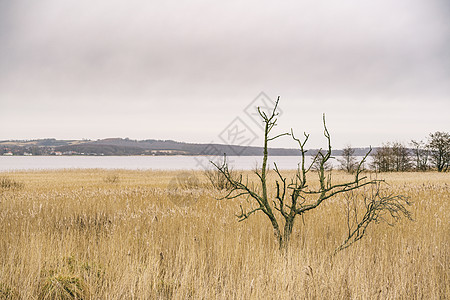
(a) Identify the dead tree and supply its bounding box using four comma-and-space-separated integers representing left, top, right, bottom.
213, 97, 412, 250
335, 181, 412, 254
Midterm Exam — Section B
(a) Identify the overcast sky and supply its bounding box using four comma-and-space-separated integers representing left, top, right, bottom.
0, 0, 449, 149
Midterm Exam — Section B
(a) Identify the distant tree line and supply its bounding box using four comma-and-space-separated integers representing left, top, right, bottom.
340, 131, 449, 172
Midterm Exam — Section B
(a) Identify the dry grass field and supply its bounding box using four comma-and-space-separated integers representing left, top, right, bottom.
0, 169, 448, 299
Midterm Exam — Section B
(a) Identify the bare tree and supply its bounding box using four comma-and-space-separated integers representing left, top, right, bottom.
213, 97, 412, 250
372, 143, 393, 172
372, 142, 411, 172
410, 140, 430, 171
338, 145, 358, 173
428, 131, 450, 172
391, 142, 411, 171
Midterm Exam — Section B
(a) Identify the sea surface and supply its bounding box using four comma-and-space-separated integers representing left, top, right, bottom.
0, 155, 369, 171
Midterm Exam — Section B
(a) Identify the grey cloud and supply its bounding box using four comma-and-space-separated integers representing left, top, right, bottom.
0, 0, 449, 146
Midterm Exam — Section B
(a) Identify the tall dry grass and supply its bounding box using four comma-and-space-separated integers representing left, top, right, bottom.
0, 169, 448, 299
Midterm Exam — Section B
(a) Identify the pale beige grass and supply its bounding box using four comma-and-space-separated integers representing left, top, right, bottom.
0, 169, 448, 299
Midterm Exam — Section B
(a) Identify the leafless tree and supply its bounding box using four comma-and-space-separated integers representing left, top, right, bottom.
410, 140, 430, 171
372, 142, 411, 172
391, 142, 411, 171
212, 97, 412, 251
428, 131, 450, 172
372, 143, 393, 172
338, 145, 358, 173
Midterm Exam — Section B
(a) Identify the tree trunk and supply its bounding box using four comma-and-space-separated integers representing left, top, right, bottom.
279, 217, 295, 249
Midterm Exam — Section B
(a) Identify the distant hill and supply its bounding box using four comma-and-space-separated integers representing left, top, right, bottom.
0, 138, 373, 156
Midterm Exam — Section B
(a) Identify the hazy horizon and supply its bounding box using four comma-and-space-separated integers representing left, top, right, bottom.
0, 136, 409, 151
1, 0, 449, 149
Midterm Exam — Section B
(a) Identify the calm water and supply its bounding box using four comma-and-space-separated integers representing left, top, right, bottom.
0, 155, 364, 171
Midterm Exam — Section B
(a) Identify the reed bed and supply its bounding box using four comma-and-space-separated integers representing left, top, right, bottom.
0, 169, 448, 299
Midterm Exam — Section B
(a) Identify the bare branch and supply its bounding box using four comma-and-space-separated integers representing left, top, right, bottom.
236, 205, 263, 222
267, 132, 291, 141
334, 183, 413, 254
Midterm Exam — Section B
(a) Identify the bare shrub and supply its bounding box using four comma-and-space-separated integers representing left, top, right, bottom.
204, 161, 236, 191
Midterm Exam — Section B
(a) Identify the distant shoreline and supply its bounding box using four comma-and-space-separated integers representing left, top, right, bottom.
0, 137, 373, 157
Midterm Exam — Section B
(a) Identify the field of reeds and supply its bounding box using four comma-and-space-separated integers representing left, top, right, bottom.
0, 169, 448, 299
